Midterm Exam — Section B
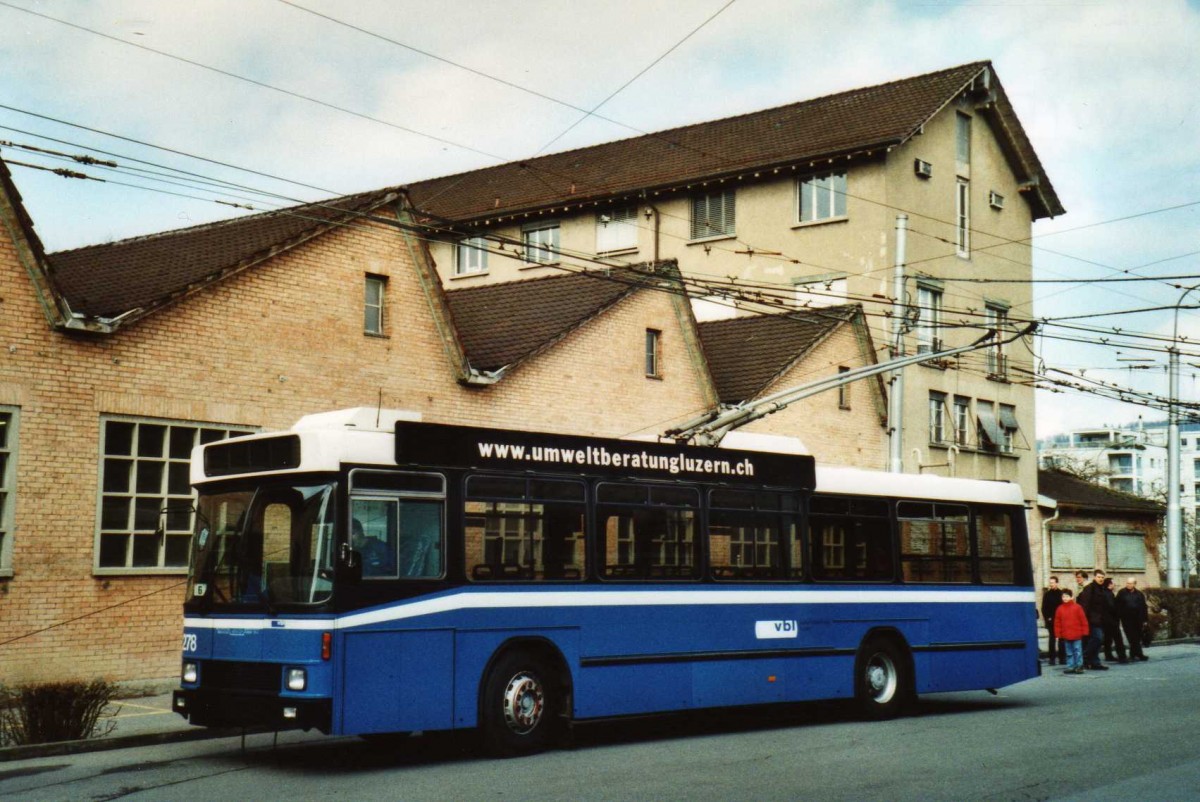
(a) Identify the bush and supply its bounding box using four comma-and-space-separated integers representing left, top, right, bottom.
1145, 588, 1200, 640
0, 680, 119, 746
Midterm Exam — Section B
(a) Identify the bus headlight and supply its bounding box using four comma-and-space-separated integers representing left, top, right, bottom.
182, 662, 198, 684
286, 668, 307, 691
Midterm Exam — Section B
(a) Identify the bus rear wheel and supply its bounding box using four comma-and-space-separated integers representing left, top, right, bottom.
480, 649, 560, 757
855, 637, 912, 719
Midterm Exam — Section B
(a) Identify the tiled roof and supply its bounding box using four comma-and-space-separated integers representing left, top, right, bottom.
406, 61, 1062, 223
49, 188, 399, 318
698, 306, 858, 403
444, 269, 641, 372
33, 60, 1061, 326
1039, 469, 1165, 515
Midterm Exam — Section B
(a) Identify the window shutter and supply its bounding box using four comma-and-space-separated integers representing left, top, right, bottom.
1106, 532, 1146, 570
1050, 530, 1093, 569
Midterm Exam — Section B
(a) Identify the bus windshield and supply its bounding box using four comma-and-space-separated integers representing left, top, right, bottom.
188, 482, 337, 608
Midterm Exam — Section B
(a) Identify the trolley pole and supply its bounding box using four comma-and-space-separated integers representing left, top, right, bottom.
889, 215, 908, 473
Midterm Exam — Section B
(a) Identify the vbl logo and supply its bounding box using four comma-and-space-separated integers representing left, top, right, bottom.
755, 619, 799, 639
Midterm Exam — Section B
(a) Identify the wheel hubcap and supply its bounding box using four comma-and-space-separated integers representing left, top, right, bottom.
502, 671, 545, 735
866, 653, 898, 703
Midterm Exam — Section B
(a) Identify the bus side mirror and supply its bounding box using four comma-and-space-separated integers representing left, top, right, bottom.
338, 543, 362, 585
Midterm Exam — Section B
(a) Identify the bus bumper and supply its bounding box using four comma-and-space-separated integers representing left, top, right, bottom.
172, 689, 332, 733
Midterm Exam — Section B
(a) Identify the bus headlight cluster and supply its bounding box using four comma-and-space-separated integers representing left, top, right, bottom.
286, 668, 307, 691
182, 662, 198, 684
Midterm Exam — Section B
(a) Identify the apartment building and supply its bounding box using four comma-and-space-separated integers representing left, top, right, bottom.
408, 61, 1062, 502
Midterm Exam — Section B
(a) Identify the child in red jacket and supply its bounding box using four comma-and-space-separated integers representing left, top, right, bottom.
1054, 588, 1089, 674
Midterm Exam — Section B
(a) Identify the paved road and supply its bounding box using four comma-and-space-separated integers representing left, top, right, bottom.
3, 644, 1198, 801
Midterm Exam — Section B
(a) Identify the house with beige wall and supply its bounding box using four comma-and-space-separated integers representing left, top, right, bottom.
410, 61, 1061, 505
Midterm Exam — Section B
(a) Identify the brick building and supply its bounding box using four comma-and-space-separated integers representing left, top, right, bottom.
0, 60, 1058, 684
0, 161, 882, 683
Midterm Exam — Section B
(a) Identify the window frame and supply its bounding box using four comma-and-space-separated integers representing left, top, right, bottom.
690, 189, 736, 241
455, 236, 489, 276
796, 171, 848, 225
955, 111, 972, 172
955, 179, 971, 257
953, 396, 971, 446
95, 416, 256, 575
349, 469, 447, 581
916, 284, 944, 354
1105, 531, 1146, 571
522, 221, 561, 265
985, 303, 1009, 377
0, 407, 18, 577
364, 274, 387, 335
837, 366, 851, 410
1050, 529, 1095, 571
929, 392, 947, 444
645, 329, 662, 379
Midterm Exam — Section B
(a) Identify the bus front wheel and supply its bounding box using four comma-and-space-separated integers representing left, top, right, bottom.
854, 637, 912, 719
480, 649, 560, 757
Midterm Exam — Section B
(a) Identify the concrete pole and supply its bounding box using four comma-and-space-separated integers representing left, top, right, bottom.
889, 215, 908, 473
1167, 342, 1182, 587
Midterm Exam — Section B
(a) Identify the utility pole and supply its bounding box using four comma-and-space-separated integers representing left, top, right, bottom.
889, 215, 908, 473
1167, 342, 1182, 587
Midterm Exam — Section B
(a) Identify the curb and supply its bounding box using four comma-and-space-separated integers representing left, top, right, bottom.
0, 725, 249, 763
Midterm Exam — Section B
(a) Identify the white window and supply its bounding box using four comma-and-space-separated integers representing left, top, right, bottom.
956, 179, 970, 257
953, 397, 971, 446
596, 207, 638, 253
985, 304, 1009, 377
523, 222, 560, 264
364, 275, 386, 335
916, 285, 943, 354
956, 111, 971, 172
798, 171, 847, 223
0, 408, 17, 576
97, 417, 254, 572
645, 329, 662, 378
455, 236, 489, 275
929, 392, 946, 444
690, 189, 735, 240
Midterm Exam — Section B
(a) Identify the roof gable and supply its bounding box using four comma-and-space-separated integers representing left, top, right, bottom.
698, 306, 858, 403
48, 188, 399, 321
406, 61, 1061, 223
444, 269, 641, 373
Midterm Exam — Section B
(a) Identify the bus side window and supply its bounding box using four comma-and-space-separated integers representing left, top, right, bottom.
809, 496, 893, 582
398, 501, 442, 578
976, 507, 1014, 584
898, 502, 971, 583
708, 489, 795, 581
598, 483, 699, 580
464, 475, 585, 582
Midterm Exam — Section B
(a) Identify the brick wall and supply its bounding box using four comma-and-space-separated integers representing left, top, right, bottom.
0, 211, 720, 683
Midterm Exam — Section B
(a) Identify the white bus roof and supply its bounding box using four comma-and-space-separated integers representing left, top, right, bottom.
192, 409, 1025, 507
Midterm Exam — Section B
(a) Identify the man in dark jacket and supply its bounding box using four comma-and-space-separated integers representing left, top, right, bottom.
1101, 576, 1128, 663
1116, 577, 1150, 661
1077, 569, 1111, 670
1041, 575, 1066, 665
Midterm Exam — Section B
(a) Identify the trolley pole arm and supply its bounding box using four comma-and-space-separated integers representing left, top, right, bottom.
666, 323, 1036, 446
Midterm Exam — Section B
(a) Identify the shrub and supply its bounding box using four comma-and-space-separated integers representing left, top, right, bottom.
1145, 588, 1200, 640
0, 680, 119, 746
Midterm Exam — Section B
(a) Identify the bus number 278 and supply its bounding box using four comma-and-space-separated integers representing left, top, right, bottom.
182, 633, 198, 653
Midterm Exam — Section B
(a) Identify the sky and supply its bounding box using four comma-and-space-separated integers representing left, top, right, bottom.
1, 0, 1199, 439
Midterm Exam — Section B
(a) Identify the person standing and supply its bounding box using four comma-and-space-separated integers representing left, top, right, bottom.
1077, 569, 1110, 670
1041, 575, 1066, 665
1054, 588, 1089, 675
1101, 576, 1128, 663
1116, 577, 1150, 661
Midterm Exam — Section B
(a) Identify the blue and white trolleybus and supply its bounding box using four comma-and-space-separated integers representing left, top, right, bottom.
173, 408, 1038, 755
